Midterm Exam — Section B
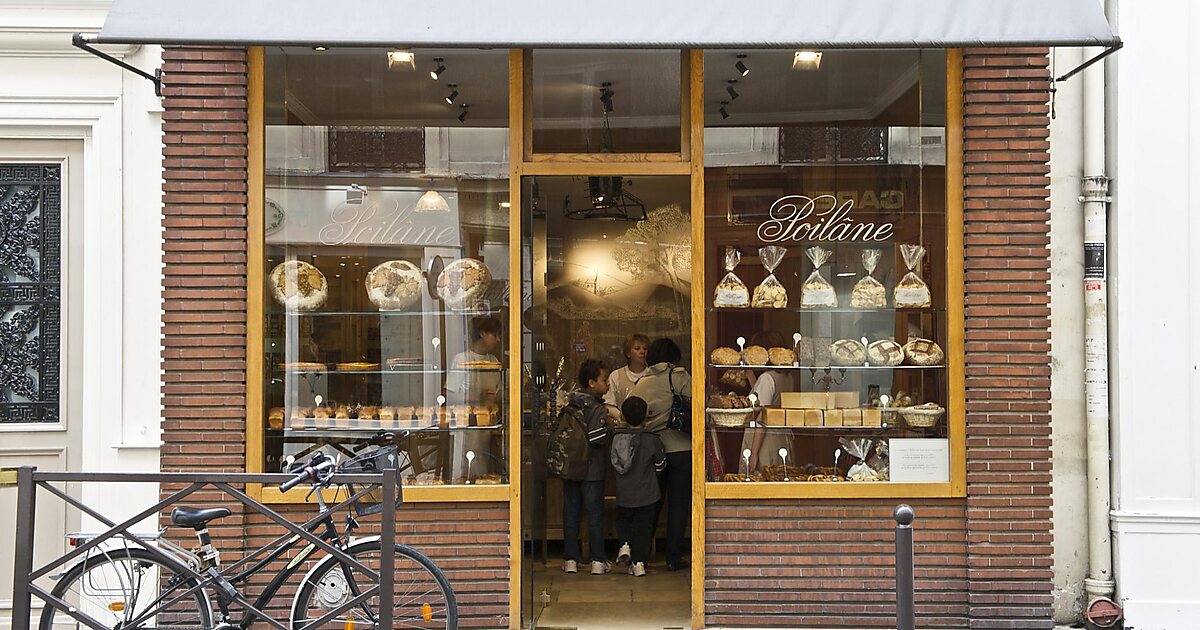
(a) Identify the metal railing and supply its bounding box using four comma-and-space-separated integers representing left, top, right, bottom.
6, 466, 401, 630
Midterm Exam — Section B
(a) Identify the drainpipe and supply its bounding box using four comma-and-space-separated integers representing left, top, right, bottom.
1080, 32, 1119, 626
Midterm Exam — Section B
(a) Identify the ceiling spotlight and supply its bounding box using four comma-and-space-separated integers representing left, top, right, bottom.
457, 104, 469, 123
719, 101, 730, 120
444, 84, 459, 105
599, 82, 614, 113
792, 50, 823, 71
735, 54, 750, 77
726, 80, 739, 101
312, 45, 328, 52
387, 49, 416, 70
430, 57, 446, 80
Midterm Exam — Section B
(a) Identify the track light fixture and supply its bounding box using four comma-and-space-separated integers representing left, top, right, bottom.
719, 101, 730, 120
458, 104, 470, 123
735, 54, 750, 77
599, 82, 614, 113
445, 84, 459, 105
430, 57, 446, 80
726, 80, 739, 101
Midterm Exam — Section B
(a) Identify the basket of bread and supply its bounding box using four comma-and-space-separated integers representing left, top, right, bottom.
898, 403, 945, 428
706, 393, 756, 428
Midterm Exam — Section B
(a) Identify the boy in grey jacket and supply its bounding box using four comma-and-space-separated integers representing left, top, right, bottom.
612, 396, 667, 577
561, 360, 613, 575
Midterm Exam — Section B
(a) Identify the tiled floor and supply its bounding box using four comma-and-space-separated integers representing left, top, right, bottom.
531, 560, 691, 630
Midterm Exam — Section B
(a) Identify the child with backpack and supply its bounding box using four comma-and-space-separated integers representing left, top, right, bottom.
611, 396, 667, 577
548, 359, 613, 575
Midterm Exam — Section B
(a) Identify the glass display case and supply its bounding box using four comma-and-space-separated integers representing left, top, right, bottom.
701, 49, 955, 487
258, 46, 512, 488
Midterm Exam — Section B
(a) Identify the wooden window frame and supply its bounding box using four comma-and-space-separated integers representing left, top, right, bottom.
246, 47, 965, 629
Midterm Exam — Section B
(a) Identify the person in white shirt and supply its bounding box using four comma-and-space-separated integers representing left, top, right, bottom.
445, 317, 502, 477
741, 331, 794, 473
604, 333, 650, 416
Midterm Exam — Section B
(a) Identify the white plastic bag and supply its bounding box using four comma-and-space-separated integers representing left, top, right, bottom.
894, 244, 931, 307
851, 248, 887, 308
752, 246, 788, 308
801, 246, 837, 307
714, 247, 750, 308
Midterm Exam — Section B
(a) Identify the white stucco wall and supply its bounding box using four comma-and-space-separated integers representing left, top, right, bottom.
1110, 0, 1200, 627
0, 1, 163, 624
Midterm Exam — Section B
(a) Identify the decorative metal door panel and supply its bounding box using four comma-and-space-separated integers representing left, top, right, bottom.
0, 164, 61, 422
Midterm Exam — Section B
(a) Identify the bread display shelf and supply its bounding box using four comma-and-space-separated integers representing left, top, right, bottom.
275, 367, 505, 375
266, 309, 500, 318
706, 306, 945, 314
279, 425, 503, 435
708, 364, 946, 371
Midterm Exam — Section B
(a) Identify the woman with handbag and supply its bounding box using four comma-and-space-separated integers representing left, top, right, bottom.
629, 337, 692, 571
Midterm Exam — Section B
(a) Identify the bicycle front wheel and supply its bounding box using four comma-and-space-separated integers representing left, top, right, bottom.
292, 540, 456, 629
39, 546, 213, 630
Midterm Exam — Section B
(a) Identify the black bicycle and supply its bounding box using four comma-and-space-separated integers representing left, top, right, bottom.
38, 439, 457, 629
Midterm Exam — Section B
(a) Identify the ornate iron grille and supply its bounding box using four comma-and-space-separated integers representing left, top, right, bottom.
779, 126, 888, 164
327, 127, 425, 172
0, 164, 61, 422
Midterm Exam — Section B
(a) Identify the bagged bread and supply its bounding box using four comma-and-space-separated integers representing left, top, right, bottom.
851, 249, 887, 308
751, 246, 788, 308
894, 244, 931, 307
801, 246, 837, 307
840, 437, 884, 482
714, 247, 750, 307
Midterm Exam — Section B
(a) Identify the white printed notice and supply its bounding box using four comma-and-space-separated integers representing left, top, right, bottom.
889, 438, 950, 483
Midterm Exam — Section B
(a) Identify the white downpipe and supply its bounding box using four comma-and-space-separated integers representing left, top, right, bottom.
1081, 41, 1115, 604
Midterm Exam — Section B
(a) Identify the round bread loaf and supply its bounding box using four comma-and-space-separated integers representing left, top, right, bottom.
768, 347, 796, 366
711, 347, 741, 365
866, 340, 905, 366
830, 339, 867, 366
903, 338, 945, 365
742, 345, 769, 366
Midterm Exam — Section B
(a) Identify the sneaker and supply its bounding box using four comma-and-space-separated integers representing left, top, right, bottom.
562, 559, 577, 574
590, 560, 611, 575
616, 543, 631, 565
629, 562, 646, 577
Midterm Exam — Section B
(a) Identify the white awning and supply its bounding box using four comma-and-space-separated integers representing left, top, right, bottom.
97, 0, 1118, 48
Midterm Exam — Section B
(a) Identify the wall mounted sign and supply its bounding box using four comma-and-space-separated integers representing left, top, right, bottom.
266, 187, 461, 247
757, 194, 895, 244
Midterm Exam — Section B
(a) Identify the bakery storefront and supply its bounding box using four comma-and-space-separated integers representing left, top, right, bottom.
98, 1, 1117, 627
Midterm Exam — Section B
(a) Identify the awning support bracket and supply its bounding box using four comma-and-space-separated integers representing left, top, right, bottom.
72, 33, 162, 97
1054, 41, 1123, 83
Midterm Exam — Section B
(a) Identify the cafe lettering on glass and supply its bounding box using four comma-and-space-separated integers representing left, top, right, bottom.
757, 193, 896, 244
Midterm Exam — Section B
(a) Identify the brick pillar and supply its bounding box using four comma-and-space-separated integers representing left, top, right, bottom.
160, 45, 250, 544
961, 48, 1055, 629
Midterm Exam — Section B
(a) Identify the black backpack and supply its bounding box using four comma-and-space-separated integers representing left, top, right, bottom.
546, 403, 590, 481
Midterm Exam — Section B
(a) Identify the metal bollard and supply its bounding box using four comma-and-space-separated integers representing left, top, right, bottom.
895, 504, 916, 630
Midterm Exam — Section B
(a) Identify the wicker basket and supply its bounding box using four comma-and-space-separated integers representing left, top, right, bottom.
706, 407, 757, 428
899, 405, 945, 428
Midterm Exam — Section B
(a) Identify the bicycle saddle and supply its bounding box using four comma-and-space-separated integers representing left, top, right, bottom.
171, 506, 231, 527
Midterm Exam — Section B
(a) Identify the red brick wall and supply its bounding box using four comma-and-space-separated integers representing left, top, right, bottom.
703, 49, 1055, 629
961, 48, 1055, 630
160, 46, 510, 628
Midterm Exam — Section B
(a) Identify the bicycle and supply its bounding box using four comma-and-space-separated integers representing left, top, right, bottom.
38, 437, 457, 629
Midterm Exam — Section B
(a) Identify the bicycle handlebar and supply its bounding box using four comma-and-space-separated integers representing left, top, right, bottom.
280, 458, 334, 492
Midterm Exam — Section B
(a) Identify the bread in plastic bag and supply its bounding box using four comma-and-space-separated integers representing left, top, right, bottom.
751, 246, 788, 308
851, 248, 887, 308
839, 437, 884, 482
867, 439, 890, 481
801, 246, 837, 307
894, 244, 931, 307
714, 247, 750, 308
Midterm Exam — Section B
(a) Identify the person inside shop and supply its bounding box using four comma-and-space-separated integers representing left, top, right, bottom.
612, 396, 666, 578
630, 337, 691, 571
445, 316, 502, 478
603, 332, 650, 566
559, 359, 614, 575
604, 333, 651, 416
741, 331, 793, 474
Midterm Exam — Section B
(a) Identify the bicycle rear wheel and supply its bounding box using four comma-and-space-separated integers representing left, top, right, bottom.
38, 546, 212, 630
292, 540, 456, 629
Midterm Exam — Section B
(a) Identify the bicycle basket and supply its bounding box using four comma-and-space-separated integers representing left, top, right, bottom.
339, 446, 403, 516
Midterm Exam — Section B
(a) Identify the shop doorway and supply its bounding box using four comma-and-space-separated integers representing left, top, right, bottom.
520, 175, 693, 629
